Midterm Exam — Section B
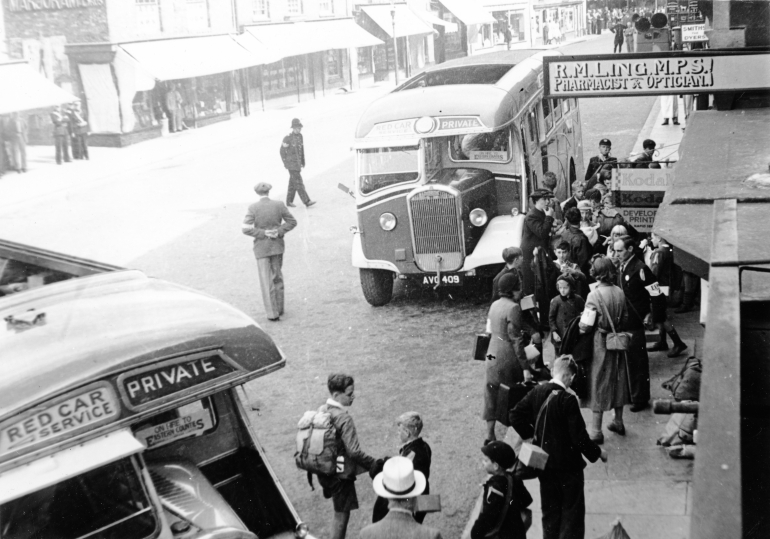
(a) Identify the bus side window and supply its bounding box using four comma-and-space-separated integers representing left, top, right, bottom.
536, 103, 546, 141
562, 98, 570, 114
552, 99, 562, 122
527, 110, 538, 147
541, 99, 553, 134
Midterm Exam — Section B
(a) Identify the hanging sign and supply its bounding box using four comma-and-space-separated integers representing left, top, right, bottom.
543, 51, 770, 98
681, 24, 708, 42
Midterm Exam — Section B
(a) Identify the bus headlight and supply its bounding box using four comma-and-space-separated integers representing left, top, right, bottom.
295, 522, 309, 538
469, 208, 488, 227
379, 212, 397, 231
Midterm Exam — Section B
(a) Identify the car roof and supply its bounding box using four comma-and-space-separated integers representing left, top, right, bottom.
0, 270, 284, 421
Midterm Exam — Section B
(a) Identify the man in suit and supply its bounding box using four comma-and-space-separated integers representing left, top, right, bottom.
584, 139, 617, 182
613, 235, 655, 411
280, 118, 316, 208
511, 356, 608, 539
242, 182, 297, 321
361, 456, 442, 539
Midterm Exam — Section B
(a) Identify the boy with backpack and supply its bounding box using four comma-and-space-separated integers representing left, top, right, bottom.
297, 373, 376, 539
471, 441, 533, 539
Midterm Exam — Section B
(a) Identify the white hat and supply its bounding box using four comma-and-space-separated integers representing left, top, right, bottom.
372, 456, 426, 499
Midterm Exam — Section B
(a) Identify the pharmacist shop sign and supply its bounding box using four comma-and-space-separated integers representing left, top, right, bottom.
0, 383, 119, 456
544, 51, 770, 98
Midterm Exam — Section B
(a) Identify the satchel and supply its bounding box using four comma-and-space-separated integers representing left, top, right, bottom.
473, 333, 491, 361
511, 390, 558, 480
595, 291, 631, 351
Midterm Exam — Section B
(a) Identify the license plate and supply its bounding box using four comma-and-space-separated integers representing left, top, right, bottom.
422, 274, 464, 287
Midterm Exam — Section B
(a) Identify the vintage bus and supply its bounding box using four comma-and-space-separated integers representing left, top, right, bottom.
0, 240, 315, 539
349, 50, 584, 306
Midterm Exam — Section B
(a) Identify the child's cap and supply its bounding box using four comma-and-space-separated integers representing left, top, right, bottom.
481, 441, 516, 470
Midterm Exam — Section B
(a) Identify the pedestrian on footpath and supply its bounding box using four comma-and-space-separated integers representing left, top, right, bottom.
281, 118, 316, 208
584, 139, 617, 182
624, 22, 634, 52
661, 95, 679, 125
511, 355, 608, 539
371, 412, 432, 524
165, 83, 184, 133
521, 188, 555, 297
647, 233, 688, 357
241, 182, 297, 321
362, 456, 441, 539
550, 274, 585, 355
611, 19, 625, 53
51, 105, 71, 165
470, 441, 532, 539
318, 374, 377, 539
613, 235, 654, 412
7, 112, 27, 173
67, 102, 89, 160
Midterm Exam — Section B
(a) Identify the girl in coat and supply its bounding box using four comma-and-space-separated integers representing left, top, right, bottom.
549, 274, 586, 356
579, 255, 632, 444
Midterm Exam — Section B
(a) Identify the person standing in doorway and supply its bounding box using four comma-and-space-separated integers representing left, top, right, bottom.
166, 83, 184, 132
7, 112, 27, 173
51, 106, 71, 165
242, 182, 297, 321
281, 118, 316, 208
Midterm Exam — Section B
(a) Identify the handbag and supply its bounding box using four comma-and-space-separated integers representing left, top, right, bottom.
595, 290, 631, 351
473, 333, 491, 361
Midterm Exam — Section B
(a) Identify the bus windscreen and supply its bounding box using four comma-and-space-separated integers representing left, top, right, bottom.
398, 65, 515, 90
358, 146, 420, 195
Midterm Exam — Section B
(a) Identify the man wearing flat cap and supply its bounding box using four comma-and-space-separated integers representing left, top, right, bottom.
360, 456, 442, 539
242, 182, 297, 321
280, 118, 316, 208
584, 139, 617, 182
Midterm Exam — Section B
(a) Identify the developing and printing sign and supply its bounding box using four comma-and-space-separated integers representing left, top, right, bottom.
543, 51, 770, 98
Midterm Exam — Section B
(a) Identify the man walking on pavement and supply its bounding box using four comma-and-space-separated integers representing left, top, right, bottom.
281, 118, 316, 208
242, 182, 297, 321
585, 139, 617, 182
511, 355, 608, 539
51, 105, 71, 165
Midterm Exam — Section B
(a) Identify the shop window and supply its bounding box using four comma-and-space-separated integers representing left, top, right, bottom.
319, 0, 333, 15
180, 74, 232, 119
186, 0, 209, 31
132, 91, 156, 130
357, 47, 373, 75
136, 0, 161, 34
252, 0, 269, 19
264, 58, 311, 96
286, 0, 302, 15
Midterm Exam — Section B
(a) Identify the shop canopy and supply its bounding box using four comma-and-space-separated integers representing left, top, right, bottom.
410, 6, 459, 32
119, 34, 270, 81
653, 107, 770, 280
438, 0, 496, 25
360, 4, 435, 38
244, 18, 383, 62
0, 61, 78, 114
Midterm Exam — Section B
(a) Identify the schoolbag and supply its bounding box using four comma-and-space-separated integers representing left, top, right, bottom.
295, 409, 339, 488
661, 355, 702, 401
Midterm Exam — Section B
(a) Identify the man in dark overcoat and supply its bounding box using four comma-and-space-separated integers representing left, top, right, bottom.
520, 189, 555, 297
511, 356, 608, 539
242, 182, 297, 321
280, 118, 316, 208
584, 138, 617, 182
613, 235, 655, 411
632, 139, 661, 169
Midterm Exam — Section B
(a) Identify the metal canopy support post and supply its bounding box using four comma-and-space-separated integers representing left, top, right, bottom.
690, 199, 742, 539
391, 3, 399, 85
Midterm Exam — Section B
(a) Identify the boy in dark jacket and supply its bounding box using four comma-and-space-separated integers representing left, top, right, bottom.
471, 441, 532, 539
549, 274, 586, 355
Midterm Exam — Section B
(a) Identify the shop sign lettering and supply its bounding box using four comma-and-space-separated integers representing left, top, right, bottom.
368, 119, 417, 138
135, 408, 214, 449
682, 24, 708, 42
436, 116, 483, 131
544, 53, 770, 97
619, 208, 657, 232
120, 355, 237, 409
7, 0, 104, 12
0, 383, 119, 456
612, 169, 673, 191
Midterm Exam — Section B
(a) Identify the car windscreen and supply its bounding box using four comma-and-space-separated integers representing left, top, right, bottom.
0, 457, 157, 539
358, 146, 420, 195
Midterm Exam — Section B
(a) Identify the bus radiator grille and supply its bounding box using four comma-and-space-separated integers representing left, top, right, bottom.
409, 191, 463, 272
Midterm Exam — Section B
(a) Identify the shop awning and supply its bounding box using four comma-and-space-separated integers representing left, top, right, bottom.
119, 34, 268, 81
361, 5, 435, 38
438, 0, 496, 25
244, 18, 383, 61
410, 7, 459, 32
0, 61, 78, 114
653, 108, 770, 279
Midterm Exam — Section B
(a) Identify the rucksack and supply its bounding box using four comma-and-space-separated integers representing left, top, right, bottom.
661, 355, 702, 401
295, 409, 339, 488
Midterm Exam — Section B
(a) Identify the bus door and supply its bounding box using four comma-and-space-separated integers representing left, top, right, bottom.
523, 107, 542, 199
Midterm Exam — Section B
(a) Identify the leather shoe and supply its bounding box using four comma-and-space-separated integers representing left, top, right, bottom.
286, 203, 296, 208
607, 421, 626, 435
648, 340, 669, 352
589, 432, 604, 445
630, 402, 649, 413
306, 200, 317, 207
267, 317, 280, 322
661, 119, 669, 125
667, 343, 688, 358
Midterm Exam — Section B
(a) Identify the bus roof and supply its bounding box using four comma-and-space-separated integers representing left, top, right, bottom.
0, 270, 284, 423
355, 49, 561, 140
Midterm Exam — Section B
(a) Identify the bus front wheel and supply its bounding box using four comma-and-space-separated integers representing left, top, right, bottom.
359, 269, 393, 306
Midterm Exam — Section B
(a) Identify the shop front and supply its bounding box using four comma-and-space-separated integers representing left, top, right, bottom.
434, 0, 497, 55
530, 0, 585, 45
482, 0, 530, 46
66, 34, 268, 146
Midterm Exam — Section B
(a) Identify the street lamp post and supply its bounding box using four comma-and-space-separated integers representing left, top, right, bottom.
391, 1, 399, 85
